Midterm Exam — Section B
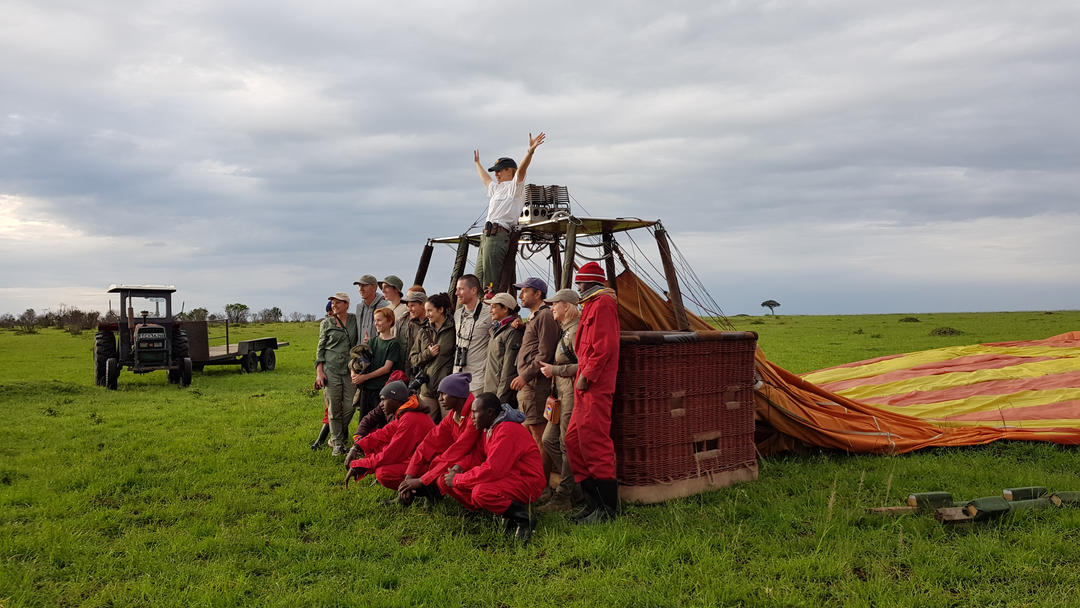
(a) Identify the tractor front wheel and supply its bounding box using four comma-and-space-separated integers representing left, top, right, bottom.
180, 358, 193, 387
105, 357, 120, 390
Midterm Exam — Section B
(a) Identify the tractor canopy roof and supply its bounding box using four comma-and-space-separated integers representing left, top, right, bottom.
107, 284, 176, 295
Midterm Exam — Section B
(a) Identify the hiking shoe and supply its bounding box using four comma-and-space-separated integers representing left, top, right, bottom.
537, 493, 574, 513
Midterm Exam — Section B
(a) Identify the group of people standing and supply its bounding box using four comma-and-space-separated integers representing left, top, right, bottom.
312, 130, 622, 540
314, 264, 621, 540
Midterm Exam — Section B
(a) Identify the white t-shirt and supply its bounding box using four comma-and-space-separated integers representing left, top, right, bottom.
486, 180, 526, 229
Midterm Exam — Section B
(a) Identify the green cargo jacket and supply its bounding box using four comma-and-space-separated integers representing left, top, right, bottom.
316, 313, 358, 377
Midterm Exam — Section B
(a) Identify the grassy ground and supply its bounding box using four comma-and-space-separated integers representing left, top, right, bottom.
2, 313, 1079, 607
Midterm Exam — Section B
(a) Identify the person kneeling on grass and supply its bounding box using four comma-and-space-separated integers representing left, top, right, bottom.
438, 392, 546, 541
397, 373, 481, 506
344, 380, 434, 497
351, 370, 410, 443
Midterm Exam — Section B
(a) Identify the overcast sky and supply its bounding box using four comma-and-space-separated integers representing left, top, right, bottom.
3, 1, 1078, 318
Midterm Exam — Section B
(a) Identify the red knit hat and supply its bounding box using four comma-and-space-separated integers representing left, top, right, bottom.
574, 261, 606, 284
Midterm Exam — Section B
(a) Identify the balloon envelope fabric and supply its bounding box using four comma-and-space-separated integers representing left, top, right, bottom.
803, 332, 1080, 432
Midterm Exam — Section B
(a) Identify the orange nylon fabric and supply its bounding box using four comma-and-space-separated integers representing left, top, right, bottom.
610, 270, 1080, 454
613, 271, 715, 332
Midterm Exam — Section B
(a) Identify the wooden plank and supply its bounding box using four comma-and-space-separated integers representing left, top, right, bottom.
618, 463, 758, 504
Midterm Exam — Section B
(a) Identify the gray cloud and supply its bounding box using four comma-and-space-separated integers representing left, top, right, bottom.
3, 0, 1079, 317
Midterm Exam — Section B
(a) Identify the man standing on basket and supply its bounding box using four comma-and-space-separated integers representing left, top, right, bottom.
564, 262, 621, 523
472, 132, 546, 292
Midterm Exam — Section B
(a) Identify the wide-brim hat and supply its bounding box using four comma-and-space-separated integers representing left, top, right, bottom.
379, 275, 404, 292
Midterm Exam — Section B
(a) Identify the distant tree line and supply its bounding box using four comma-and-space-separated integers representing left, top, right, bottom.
0, 304, 102, 335
1, 303, 319, 333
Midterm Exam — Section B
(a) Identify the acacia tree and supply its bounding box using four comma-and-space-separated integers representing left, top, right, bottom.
256, 307, 283, 323
179, 307, 209, 321
224, 303, 250, 324
760, 299, 781, 315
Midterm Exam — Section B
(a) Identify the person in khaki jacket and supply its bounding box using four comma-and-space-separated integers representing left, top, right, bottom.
484, 292, 523, 407
538, 288, 582, 511
315, 292, 359, 455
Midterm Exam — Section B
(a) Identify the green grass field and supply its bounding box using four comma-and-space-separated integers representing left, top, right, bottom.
2, 312, 1079, 607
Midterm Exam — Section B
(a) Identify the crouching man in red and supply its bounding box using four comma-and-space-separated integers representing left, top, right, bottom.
344, 380, 434, 498
397, 372, 479, 506
564, 261, 621, 523
439, 392, 546, 541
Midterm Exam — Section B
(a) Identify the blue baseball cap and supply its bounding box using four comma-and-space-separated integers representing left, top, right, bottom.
513, 277, 548, 297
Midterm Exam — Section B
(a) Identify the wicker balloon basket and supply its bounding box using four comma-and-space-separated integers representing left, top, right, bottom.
612, 330, 758, 503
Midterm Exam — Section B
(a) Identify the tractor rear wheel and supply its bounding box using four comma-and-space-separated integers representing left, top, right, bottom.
105, 357, 120, 390
169, 328, 189, 384
241, 352, 259, 373
259, 349, 276, 371
172, 328, 189, 360
94, 331, 117, 387
180, 358, 193, 387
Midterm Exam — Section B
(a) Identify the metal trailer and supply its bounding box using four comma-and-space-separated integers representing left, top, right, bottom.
182, 320, 289, 373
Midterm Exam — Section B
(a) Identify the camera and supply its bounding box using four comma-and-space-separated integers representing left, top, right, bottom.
408, 371, 430, 392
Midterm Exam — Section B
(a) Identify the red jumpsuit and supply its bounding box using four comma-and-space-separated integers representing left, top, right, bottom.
350, 396, 435, 490
437, 419, 546, 513
565, 288, 620, 482
405, 394, 482, 486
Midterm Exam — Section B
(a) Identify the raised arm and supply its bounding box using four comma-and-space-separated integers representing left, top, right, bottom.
474, 150, 493, 188
516, 132, 546, 183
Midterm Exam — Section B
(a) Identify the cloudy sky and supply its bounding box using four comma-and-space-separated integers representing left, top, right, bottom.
3, 1, 1078, 318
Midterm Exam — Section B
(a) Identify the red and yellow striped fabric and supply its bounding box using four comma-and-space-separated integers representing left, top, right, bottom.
802, 332, 1080, 431
753, 333, 1080, 454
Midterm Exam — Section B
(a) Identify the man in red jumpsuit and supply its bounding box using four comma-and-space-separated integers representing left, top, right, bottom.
397, 372, 480, 505
344, 380, 434, 496
563, 261, 620, 523
439, 392, 547, 541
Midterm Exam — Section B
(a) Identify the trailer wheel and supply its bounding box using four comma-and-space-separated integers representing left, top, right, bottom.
105, 357, 120, 390
241, 352, 259, 373
259, 349, 276, 371
180, 358, 193, 387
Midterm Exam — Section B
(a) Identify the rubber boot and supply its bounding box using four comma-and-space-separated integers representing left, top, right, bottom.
417, 483, 441, 508
310, 424, 330, 450
503, 501, 536, 543
570, 479, 598, 522
580, 479, 617, 524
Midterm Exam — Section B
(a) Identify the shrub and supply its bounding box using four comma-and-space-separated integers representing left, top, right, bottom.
899, 316, 920, 323
930, 327, 964, 336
